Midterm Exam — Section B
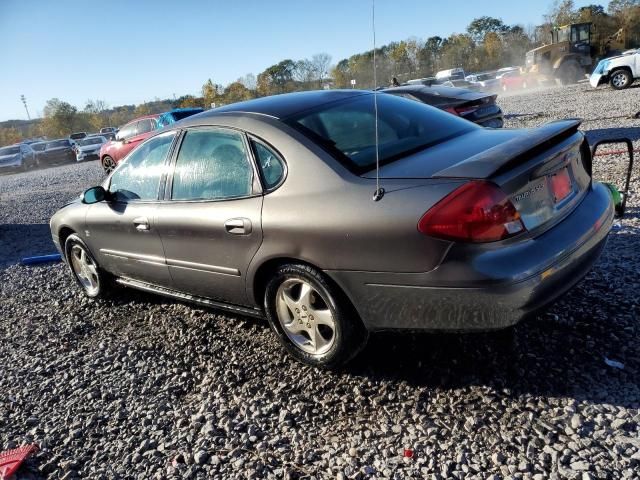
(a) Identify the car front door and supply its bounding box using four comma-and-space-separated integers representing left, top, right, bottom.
155, 127, 264, 306
86, 131, 177, 286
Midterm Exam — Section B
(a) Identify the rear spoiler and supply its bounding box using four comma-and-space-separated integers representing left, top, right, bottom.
432, 119, 582, 179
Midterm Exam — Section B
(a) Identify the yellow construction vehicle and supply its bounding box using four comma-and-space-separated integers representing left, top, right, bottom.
525, 22, 626, 85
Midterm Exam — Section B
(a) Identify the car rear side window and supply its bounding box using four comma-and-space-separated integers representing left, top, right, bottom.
109, 132, 176, 201
251, 140, 285, 190
171, 129, 253, 201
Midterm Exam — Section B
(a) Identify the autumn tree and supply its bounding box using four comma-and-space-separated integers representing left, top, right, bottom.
42, 98, 77, 137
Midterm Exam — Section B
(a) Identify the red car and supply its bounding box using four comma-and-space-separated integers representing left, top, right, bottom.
99, 114, 160, 172
499, 70, 534, 91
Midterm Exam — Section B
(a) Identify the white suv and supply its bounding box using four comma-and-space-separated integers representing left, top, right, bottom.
590, 49, 640, 90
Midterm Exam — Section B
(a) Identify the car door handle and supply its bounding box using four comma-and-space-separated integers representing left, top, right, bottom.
133, 217, 150, 231
224, 218, 252, 235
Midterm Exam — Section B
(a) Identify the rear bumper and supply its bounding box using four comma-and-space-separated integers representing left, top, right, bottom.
327, 182, 614, 332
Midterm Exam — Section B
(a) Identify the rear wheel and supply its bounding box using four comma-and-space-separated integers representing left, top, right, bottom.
64, 234, 113, 298
610, 69, 633, 90
264, 264, 368, 368
558, 61, 582, 86
101, 155, 116, 173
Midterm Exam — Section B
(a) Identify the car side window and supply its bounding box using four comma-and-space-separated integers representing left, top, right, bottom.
117, 123, 136, 140
109, 131, 176, 201
136, 119, 154, 135
251, 140, 285, 190
171, 129, 253, 201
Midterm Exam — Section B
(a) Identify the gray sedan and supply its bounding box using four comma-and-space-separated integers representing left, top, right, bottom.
50, 90, 613, 367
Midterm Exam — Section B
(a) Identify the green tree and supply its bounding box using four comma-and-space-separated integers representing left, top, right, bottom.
42, 98, 77, 137
545, 0, 577, 26
467, 16, 508, 42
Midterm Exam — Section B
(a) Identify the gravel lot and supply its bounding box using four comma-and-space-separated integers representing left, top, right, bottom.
1, 83, 639, 479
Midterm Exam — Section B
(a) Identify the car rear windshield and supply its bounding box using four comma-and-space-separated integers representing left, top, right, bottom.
285, 93, 476, 174
46, 140, 70, 149
0, 146, 20, 155
78, 137, 103, 146
172, 109, 202, 121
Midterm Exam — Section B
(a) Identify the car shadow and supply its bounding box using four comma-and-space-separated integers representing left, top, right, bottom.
0, 223, 57, 270
585, 126, 640, 143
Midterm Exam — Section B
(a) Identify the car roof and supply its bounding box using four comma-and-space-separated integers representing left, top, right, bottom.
124, 113, 160, 125
200, 90, 368, 120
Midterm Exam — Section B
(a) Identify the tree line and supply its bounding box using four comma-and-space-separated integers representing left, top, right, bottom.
1, 0, 638, 147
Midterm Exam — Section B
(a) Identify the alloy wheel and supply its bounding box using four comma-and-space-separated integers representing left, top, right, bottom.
69, 244, 100, 295
102, 156, 116, 173
275, 278, 336, 355
612, 72, 628, 88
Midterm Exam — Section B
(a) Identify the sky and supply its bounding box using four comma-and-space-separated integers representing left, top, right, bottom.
0, 0, 596, 121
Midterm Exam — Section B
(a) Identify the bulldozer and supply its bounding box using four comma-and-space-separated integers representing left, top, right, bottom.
525, 22, 626, 85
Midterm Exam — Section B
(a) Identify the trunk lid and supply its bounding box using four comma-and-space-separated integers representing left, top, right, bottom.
367, 120, 591, 234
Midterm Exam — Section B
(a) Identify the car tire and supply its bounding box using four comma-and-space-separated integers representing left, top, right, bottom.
264, 263, 368, 368
102, 155, 116, 173
64, 234, 113, 299
558, 61, 582, 85
610, 69, 632, 90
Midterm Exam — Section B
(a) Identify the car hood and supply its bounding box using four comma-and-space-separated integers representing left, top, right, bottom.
364, 119, 581, 179
78, 144, 101, 152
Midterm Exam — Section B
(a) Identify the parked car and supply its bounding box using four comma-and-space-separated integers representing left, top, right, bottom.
50, 90, 613, 367
99, 114, 160, 172
0, 143, 37, 172
69, 132, 87, 141
382, 84, 504, 127
100, 127, 118, 134
38, 139, 76, 166
499, 70, 533, 91
465, 73, 501, 91
435, 68, 466, 81
590, 48, 639, 89
74, 135, 107, 162
157, 108, 204, 128
440, 79, 483, 91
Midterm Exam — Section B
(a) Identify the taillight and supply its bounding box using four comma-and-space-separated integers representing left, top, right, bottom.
444, 106, 477, 117
418, 181, 525, 243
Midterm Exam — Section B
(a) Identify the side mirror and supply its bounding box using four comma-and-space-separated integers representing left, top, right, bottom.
82, 186, 108, 204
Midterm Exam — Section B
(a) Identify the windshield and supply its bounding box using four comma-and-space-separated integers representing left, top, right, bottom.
78, 137, 103, 146
31, 143, 46, 151
46, 140, 69, 149
0, 146, 20, 155
286, 93, 476, 174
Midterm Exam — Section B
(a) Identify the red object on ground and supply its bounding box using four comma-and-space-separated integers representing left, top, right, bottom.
403, 448, 414, 458
0, 445, 38, 479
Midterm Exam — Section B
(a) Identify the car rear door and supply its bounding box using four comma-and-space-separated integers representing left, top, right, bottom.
155, 127, 263, 306
86, 131, 177, 286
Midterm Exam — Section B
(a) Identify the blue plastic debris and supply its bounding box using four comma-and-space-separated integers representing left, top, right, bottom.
21, 254, 62, 265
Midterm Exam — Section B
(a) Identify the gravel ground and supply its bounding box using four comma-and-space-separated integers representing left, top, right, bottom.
1, 83, 639, 479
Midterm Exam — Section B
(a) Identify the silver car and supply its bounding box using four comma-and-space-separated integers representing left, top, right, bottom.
50, 90, 613, 367
0, 143, 36, 172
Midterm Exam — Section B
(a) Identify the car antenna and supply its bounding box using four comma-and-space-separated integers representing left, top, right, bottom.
371, 0, 385, 202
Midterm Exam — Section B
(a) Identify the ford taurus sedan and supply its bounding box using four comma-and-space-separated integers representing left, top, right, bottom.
50, 90, 613, 367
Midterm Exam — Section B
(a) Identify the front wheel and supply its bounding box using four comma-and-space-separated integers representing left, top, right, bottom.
264, 264, 368, 368
64, 234, 113, 298
610, 69, 633, 90
101, 155, 116, 174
